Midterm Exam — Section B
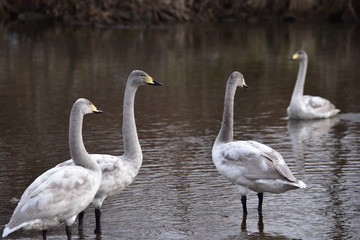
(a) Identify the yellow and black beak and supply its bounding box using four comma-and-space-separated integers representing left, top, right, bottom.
145, 75, 163, 86
242, 78, 249, 91
90, 104, 103, 114
289, 52, 299, 60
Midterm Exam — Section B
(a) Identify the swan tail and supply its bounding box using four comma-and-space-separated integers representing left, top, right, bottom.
295, 179, 306, 189
2, 222, 29, 238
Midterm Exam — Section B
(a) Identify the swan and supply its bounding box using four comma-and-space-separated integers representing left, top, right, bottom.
287, 50, 340, 119
212, 71, 306, 215
2, 98, 103, 239
57, 70, 163, 234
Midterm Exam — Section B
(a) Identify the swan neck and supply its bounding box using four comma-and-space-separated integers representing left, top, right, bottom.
69, 110, 98, 171
122, 83, 142, 160
216, 81, 236, 144
291, 59, 307, 101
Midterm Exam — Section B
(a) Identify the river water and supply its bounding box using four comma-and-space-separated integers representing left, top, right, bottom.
0, 22, 359, 240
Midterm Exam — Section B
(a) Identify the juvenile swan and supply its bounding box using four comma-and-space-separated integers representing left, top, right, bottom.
57, 70, 162, 234
287, 50, 340, 119
212, 71, 306, 215
2, 98, 103, 239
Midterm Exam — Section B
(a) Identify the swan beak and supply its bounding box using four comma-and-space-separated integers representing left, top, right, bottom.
91, 104, 103, 114
289, 53, 299, 60
146, 76, 163, 86
242, 79, 249, 91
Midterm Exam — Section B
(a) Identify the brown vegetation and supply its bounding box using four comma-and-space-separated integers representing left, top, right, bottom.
0, 0, 359, 25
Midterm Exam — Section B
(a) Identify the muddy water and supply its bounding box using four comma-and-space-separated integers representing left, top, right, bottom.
0, 22, 359, 239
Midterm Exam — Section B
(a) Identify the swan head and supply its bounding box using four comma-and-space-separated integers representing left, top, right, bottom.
128, 70, 163, 86
229, 71, 249, 91
73, 98, 103, 115
289, 50, 308, 62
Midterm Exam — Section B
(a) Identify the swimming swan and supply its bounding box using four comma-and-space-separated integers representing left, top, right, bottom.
287, 50, 340, 119
212, 71, 306, 215
57, 70, 162, 234
2, 98, 103, 239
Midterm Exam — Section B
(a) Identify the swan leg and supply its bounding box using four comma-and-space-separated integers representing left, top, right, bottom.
78, 211, 84, 231
65, 225, 72, 240
94, 208, 102, 234
241, 195, 248, 215
257, 192, 263, 214
241, 214, 247, 232
42, 230, 47, 240
258, 210, 264, 232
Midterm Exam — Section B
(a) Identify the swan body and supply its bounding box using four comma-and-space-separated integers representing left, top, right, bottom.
3, 98, 103, 239
212, 71, 306, 215
213, 140, 306, 195
58, 153, 140, 208
287, 50, 340, 119
56, 70, 162, 233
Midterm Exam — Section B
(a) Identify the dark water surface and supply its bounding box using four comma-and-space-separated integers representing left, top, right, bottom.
0, 22, 360, 240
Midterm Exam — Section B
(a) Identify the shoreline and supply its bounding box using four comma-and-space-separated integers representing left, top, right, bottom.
0, 0, 359, 26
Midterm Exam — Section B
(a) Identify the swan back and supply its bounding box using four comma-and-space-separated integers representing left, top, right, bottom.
213, 140, 306, 193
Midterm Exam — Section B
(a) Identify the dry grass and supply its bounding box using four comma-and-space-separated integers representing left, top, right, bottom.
0, 0, 357, 25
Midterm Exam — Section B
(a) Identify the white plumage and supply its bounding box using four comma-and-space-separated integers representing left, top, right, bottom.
3, 98, 103, 239
213, 140, 305, 195
56, 70, 163, 234
287, 50, 340, 119
212, 71, 306, 215
58, 153, 140, 214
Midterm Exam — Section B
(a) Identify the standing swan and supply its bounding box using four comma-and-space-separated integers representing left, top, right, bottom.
287, 50, 340, 119
212, 71, 306, 216
57, 70, 162, 234
2, 98, 103, 239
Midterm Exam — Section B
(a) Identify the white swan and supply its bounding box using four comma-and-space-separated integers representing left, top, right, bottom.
57, 70, 162, 234
212, 71, 306, 215
2, 98, 103, 239
287, 50, 340, 119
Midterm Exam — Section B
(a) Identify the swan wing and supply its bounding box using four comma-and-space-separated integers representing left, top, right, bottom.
214, 141, 294, 182
57, 154, 126, 185
247, 141, 296, 182
7, 166, 97, 230
303, 95, 339, 115
57, 154, 136, 202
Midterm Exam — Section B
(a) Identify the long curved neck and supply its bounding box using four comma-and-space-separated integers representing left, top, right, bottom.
216, 80, 237, 144
122, 83, 142, 160
291, 58, 307, 102
69, 110, 98, 171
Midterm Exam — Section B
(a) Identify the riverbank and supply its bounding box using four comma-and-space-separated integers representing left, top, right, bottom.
0, 0, 359, 26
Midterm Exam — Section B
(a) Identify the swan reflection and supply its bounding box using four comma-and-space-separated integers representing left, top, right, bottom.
223, 214, 300, 240
287, 117, 339, 159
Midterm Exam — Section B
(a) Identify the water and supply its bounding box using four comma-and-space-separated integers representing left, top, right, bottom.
0, 22, 360, 239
